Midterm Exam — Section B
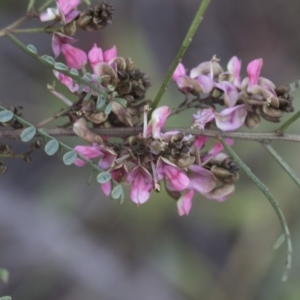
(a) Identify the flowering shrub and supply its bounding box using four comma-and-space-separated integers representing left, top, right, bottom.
0, 0, 299, 284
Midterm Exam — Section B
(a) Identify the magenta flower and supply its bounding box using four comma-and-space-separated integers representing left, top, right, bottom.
53, 71, 78, 92
157, 157, 190, 192
101, 165, 127, 196
88, 44, 117, 73
214, 81, 238, 107
247, 58, 263, 86
40, 0, 80, 23
74, 145, 103, 167
127, 165, 153, 205
193, 109, 215, 130
52, 33, 87, 69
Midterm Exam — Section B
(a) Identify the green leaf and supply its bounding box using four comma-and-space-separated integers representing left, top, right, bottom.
27, 44, 37, 54
96, 95, 105, 111
20, 126, 36, 142
70, 68, 79, 76
111, 184, 123, 199
0, 268, 9, 284
83, 73, 93, 82
44, 139, 59, 156
97, 172, 111, 184
83, 89, 93, 101
114, 98, 127, 107
0, 296, 12, 300
45, 56, 55, 65
272, 233, 286, 250
0, 110, 14, 123
63, 150, 77, 165
54, 62, 68, 71
104, 102, 113, 115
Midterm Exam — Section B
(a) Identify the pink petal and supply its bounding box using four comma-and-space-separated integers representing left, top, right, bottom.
127, 166, 153, 205
73, 145, 102, 167
215, 105, 247, 131
215, 81, 238, 107
208, 138, 234, 156
247, 58, 263, 86
177, 190, 195, 216
64, 10, 80, 23
193, 109, 215, 130
172, 63, 186, 81
193, 136, 209, 149
61, 44, 87, 69
164, 165, 189, 191
147, 106, 171, 139
88, 44, 104, 71
188, 165, 217, 194
40, 8, 58, 22
97, 146, 117, 170
104, 45, 117, 63
195, 75, 214, 93
101, 181, 111, 196
227, 56, 241, 86
52, 33, 76, 58
58, 0, 80, 15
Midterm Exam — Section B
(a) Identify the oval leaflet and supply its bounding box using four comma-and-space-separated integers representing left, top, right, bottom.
0, 110, 14, 123
44, 139, 59, 156
97, 172, 111, 184
63, 150, 77, 165
20, 126, 36, 142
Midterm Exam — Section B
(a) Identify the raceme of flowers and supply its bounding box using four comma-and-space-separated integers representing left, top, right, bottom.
39, 1, 293, 216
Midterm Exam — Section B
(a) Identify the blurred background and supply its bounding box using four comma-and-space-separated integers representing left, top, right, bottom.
1, 0, 300, 299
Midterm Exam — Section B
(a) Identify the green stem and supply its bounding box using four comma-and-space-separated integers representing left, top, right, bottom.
219, 137, 292, 282
263, 143, 300, 188
151, 0, 211, 113
277, 110, 300, 132
27, 0, 36, 12
6, 33, 110, 99
11, 27, 61, 34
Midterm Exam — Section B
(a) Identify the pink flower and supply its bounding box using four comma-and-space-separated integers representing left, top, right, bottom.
40, 0, 80, 23
177, 190, 195, 216
247, 58, 263, 87
227, 56, 241, 87
127, 165, 153, 205
88, 44, 117, 72
74, 145, 103, 167
214, 81, 238, 107
52, 33, 87, 69
157, 157, 190, 192
193, 109, 215, 130
53, 71, 78, 92
172, 63, 186, 81
147, 106, 171, 139
101, 166, 126, 196
214, 105, 247, 131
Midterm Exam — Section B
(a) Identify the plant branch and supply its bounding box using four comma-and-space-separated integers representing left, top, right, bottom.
151, 0, 211, 113
6, 33, 110, 99
10, 27, 60, 34
219, 137, 292, 282
277, 110, 300, 132
263, 143, 300, 188
0, 0, 55, 37
35, 107, 72, 128
1, 127, 300, 143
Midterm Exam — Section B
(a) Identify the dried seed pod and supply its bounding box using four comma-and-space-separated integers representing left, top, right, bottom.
0, 161, 7, 174
245, 111, 260, 128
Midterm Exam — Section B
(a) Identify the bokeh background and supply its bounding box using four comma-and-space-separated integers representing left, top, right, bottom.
1, 0, 300, 299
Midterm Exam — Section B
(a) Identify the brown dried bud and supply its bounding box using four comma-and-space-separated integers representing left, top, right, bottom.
176, 156, 195, 169
111, 101, 133, 127
245, 111, 260, 129
262, 104, 284, 118
205, 183, 235, 200
0, 161, 7, 174
73, 118, 103, 144
23, 155, 32, 163
0, 143, 12, 154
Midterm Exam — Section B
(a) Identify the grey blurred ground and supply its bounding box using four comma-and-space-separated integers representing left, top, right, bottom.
1, 0, 300, 299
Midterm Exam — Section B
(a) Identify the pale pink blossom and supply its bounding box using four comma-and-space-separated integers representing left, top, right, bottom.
214, 81, 238, 107
227, 56, 241, 87
127, 165, 153, 205
247, 58, 263, 86
40, 0, 80, 23
177, 190, 195, 216
214, 105, 247, 131
53, 71, 78, 92
74, 145, 103, 167
193, 109, 215, 130
147, 106, 171, 139
88, 44, 117, 72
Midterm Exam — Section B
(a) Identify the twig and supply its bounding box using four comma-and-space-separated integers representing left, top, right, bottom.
151, 0, 211, 113
1, 127, 300, 143
219, 137, 292, 282
35, 107, 72, 128
277, 110, 300, 132
263, 143, 300, 188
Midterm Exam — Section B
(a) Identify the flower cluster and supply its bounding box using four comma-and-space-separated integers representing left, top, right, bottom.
73, 106, 239, 216
173, 56, 293, 131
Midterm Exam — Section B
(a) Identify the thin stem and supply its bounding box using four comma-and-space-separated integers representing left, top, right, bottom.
10, 27, 60, 34
219, 137, 292, 282
263, 143, 300, 188
151, 0, 211, 113
0, 0, 55, 37
6, 33, 110, 99
2, 127, 300, 143
27, 0, 36, 12
0, 153, 24, 159
35, 107, 72, 128
277, 110, 300, 132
